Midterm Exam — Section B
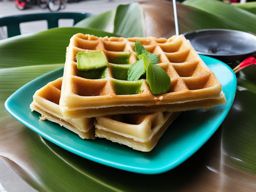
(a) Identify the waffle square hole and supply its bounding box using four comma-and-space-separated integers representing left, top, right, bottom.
110, 114, 146, 125
105, 50, 131, 64
103, 37, 125, 50
52, 79, 62, 90
165, 49, 190, 63
150, 113, 161, 130
108, 37, 125, 42
75, 35, 99, 50
112, 79, 142, 95
159, 54, 170, 63
170, 79, 188, 92
183, 74, 210, 90
38, 85, 60, 104
155, 38, 167, 44
128, 37, 151, 45
77, 67, 107, 79
73, 61, 106, 80
103, 40, 126, 51
191, 62, 211, 77
158, 63, 169, 72
77, 34, 98, 41
159, 38, 182, 53
166, 65, 179, 80
109, 63, 130, 80
144, 45, 156, 53
130, 43, 156, 53
72, 77, 107, 96
172, 60, 199, 77
203, 74, 217, 88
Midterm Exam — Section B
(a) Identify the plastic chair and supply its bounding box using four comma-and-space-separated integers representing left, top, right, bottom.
0, 12, 90, 38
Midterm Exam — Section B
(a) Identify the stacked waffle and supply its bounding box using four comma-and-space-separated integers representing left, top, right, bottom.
30, 34, 225, 152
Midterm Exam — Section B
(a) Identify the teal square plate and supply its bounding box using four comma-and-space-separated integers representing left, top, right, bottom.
5, 55, 236, 174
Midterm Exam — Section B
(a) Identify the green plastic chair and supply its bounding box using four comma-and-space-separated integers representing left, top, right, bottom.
0, 12, 90, 38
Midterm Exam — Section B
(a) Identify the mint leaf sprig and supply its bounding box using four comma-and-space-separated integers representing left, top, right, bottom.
128, 41, 171, 95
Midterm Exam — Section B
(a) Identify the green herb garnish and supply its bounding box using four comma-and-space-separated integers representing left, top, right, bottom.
128, 42, 159, 81
135, 41, 159, 64
128, 41, 170, 95
127, 60, 144, 81
134, 41, 145, 55
146, 62, 171, 95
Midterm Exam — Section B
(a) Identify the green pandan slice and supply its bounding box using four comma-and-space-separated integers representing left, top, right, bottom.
107, 51, 131, 64
77, 51, 108, 71
112, 79, 142, 95
109, 63, 130, 80
78, 67, 106, 79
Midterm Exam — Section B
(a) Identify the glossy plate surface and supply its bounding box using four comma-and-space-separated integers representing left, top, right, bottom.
5, 55, 236, 174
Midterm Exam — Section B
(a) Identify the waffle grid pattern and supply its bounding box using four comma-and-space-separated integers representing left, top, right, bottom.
60, 34, 222, 112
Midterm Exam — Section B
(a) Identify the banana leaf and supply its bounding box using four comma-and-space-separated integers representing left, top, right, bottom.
0, 64, 62, 118
1, 1, 256, 191
222, 67, 256, 174
75, 1, 256, 37
77, 2, 230, 36
0, 27, 112, 67
113, 3, 145, 37
0, 26, 112, 128
76, 3, 145, 37
0, 27, 117, 192
140, 1, 232, 36
183, 0, 256, 33
75, 10, 116, 32
234, 2, 256, 15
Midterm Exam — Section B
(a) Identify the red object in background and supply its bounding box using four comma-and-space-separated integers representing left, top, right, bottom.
15, 0, 29, 10
233, 56, 256, 73
15, 0, 64, 12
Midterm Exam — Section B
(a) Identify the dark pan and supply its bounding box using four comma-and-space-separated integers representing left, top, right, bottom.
184, 29, 256, 67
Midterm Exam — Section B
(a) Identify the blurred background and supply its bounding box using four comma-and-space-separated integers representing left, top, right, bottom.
0, 0, 134, 39
0, 0, 136, 15
0, 0, 255, 39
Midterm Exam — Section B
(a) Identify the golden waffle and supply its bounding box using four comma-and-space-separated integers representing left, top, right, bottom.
30, 78, 178, 152
63, 95, 224, 118
30, 78, 94, 139
60, 34, 225, 118
95, 112, 178, 152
